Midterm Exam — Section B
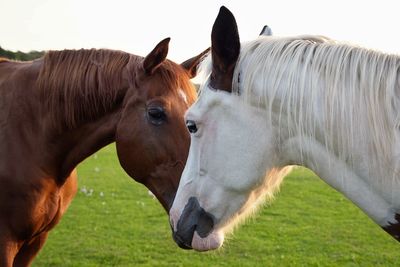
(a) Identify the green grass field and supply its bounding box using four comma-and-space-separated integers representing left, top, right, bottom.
33, 145, 399, 266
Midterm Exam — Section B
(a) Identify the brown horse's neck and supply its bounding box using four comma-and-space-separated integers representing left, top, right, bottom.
52, 106, 124, 183
33, 50, 137, 183
0, 56, 132, 184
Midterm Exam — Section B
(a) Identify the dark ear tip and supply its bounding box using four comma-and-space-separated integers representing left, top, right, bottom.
218, 6, 233, 17
259, 25, 272, 36
161, 37, 171, 45
215, 6, 236, 27
219, 6, 229, 13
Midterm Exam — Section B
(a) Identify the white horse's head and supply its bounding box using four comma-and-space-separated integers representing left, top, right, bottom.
169, 6, 288, 251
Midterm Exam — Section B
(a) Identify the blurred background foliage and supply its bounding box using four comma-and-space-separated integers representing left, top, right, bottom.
0, 46, 44, 61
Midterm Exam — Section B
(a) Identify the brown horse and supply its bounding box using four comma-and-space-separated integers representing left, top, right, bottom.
0, 38, 208, 267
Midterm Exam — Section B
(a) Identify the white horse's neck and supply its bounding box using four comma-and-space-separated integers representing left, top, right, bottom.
281, 136, 398, 226
235, 37, 400, 229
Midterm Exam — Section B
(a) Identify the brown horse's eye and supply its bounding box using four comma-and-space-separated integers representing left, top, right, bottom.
147, 106, 166, 125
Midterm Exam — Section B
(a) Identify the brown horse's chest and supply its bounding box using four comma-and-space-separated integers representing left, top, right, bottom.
4, 186, 59, 240
1, 173, 77, 241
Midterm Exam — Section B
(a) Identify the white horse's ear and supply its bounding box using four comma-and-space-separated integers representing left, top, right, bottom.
259, 25, 272, 36
143, 38, 170, 75
210, 6, 240, 92
181, 48, 210, 78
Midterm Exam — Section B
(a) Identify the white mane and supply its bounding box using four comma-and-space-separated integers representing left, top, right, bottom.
239, 36, 400, 177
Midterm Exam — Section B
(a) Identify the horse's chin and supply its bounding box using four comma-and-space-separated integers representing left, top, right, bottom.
191, 230, 224, 252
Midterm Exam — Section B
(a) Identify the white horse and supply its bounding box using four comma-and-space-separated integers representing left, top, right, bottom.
169, 6, 400, 251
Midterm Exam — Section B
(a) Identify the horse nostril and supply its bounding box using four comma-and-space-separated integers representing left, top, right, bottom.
196, 209, 214, 238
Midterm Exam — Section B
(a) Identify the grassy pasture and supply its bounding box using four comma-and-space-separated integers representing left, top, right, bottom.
33, 145, 399, 266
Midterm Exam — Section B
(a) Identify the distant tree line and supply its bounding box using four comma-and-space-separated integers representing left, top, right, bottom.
0, 46, 44, 61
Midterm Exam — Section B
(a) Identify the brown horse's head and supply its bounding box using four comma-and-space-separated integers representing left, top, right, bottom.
116, 38, 208, 211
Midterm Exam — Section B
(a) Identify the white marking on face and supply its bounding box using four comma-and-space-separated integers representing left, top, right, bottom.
178, 89, 188, 104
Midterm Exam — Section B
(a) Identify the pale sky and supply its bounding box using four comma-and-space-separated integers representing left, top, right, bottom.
1, 0, 400, 62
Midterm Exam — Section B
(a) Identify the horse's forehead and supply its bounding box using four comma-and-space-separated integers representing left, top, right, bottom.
144, 74, 174, 89
134, 76, 173, 99
186, 88, 225, 117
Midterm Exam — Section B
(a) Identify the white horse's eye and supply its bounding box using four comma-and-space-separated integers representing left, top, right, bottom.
186, 120, 198, 134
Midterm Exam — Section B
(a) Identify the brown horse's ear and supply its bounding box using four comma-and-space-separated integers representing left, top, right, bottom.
143, 38, 170, 75
181, 48, 210, 78
210, 6, 240, 92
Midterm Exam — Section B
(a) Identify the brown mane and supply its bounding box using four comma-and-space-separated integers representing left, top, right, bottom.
37, 49, 131, 130
0, 57, 9, 63
36, 49, 196, 131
